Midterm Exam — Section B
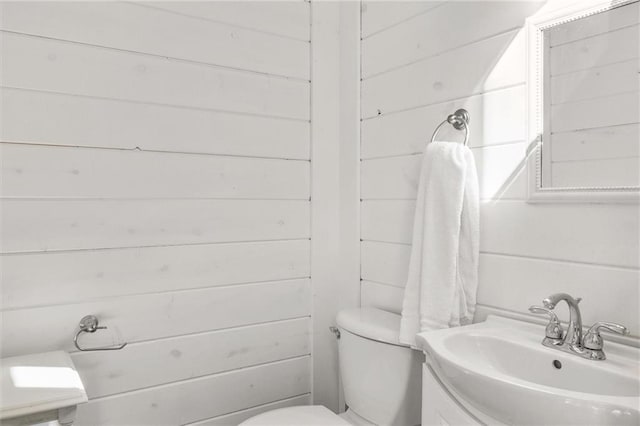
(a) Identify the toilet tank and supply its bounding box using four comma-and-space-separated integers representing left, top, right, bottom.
336, 308, 424, 426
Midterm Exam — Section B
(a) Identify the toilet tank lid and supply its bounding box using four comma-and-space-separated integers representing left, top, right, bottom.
336, 307, 408, 347
1, 351, 87, 420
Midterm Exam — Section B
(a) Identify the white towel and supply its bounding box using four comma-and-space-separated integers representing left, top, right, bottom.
399, 141, 479, 347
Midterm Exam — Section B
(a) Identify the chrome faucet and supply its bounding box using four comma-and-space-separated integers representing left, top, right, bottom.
529, 293, 629, 360
542, 293, 583, 349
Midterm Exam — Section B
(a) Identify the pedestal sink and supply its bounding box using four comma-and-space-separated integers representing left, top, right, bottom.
416, 316, 640, 426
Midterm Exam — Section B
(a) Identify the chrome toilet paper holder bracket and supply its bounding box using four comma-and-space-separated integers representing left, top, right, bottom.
74, 315, 127, 352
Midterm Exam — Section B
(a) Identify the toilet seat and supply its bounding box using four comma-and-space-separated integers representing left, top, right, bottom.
239, 405, 351, 426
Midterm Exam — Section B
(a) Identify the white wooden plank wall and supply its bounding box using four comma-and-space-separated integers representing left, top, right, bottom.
547, 2, 639, 188
359, 1, 640, 337
0, 2, 312, 424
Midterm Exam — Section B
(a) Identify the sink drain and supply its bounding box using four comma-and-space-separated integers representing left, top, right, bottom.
552, 360, 562, 369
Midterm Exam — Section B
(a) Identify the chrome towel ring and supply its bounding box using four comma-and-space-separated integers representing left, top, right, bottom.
430, 109, 470, 146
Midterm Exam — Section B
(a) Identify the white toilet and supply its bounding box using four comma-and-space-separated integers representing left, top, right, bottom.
241, 307, 424, 426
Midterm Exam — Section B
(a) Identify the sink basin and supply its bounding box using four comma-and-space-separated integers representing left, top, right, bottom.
416, 316, 640, 426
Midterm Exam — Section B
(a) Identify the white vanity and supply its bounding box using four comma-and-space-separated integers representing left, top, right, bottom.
417, 315, 640, 426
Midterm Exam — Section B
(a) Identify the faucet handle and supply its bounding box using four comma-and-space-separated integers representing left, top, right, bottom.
529, 306, 563, 339
583, 321, 629, 350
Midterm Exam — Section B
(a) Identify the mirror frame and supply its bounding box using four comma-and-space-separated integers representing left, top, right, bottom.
526, 0, 640, 203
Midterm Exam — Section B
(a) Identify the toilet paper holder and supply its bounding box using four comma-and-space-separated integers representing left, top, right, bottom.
74, 315, 127, 352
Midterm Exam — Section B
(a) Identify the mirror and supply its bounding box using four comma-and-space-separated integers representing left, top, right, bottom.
528, 0, 640, 202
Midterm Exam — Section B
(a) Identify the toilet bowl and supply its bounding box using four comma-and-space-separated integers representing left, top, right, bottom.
240, 307, 424, 426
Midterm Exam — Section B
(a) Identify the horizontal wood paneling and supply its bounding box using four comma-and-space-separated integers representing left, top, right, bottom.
361, 241, 410, 287
145, 1, 311, 41
361, 29, 525, 118
361, 143, 527, 200
477, 254, 640, 336
361, 84, 526, 157
361, 200, 639, 268
361, 243, 640, 334
1, 2, 313, 422
551, 157, 640, 187
186, 395, 311, 426
2, 240, 310, 309
1, 2, 309, 80
548, 1, 639, 46
362, 1, 541, 78
1, 143, 310, 199
546, 10, 639, 190
551, 124, 640, 162
2, 32, 309, 120
1, 88, 310, 159
478, 255, 640, 337
1, 278, 311, 357
482, 202, 640, 268
73, 318, 310, 398
550, 24, 639, 76
361, 200, 415, 245
75, 356, 311, 426
361, 280, 404, 314
361, 1, 443, 38
551, 91, 639, 133
550, 59, 639, 105
361, 155, 421, 199
361, 248, 640, 335
1, 199, 310, 253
